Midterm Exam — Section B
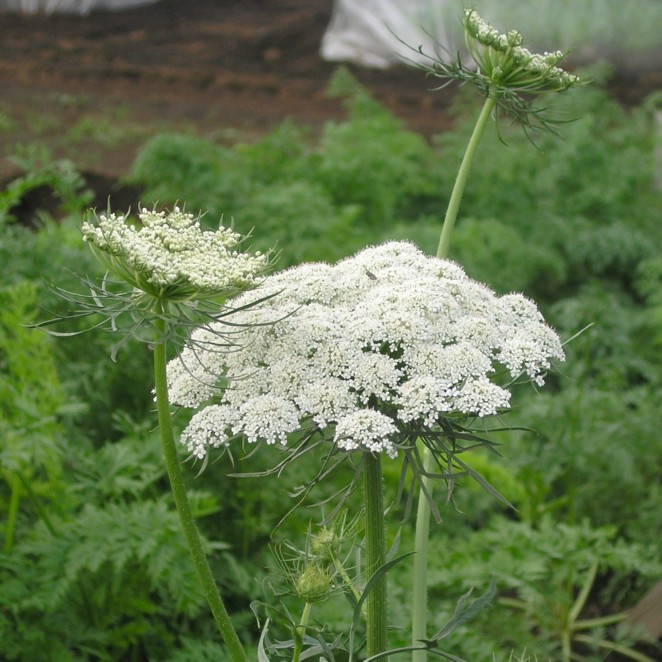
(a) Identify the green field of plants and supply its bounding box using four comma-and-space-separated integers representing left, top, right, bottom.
1, 49, 661, 661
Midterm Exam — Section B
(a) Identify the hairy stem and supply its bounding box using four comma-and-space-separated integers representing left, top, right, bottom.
364, 452, 389, 659
411, 448, 435, 662
152, 317, 248, 661
292, 601, 313, 662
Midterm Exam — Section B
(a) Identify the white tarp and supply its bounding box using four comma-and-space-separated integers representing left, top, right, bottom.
321, 0, 662, 69
0, 0, 159, 14
320, 0, 457, 69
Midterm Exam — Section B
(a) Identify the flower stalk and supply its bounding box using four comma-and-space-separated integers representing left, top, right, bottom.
44, 206, 266, 656
414, 91, 496, 662
168, 237, 563, 656
153, 315, 248, 662
292, 601, 313, 662
410, 448, 434, 661
411, 9, 578, 657
436, 94, 497, 260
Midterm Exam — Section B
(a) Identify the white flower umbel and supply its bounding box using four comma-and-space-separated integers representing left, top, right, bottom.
82, 207, 267, 303
168, 242, 564, 459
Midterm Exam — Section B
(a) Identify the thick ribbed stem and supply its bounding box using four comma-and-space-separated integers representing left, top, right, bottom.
364, 453, 388, 659
152, 317, 248, 662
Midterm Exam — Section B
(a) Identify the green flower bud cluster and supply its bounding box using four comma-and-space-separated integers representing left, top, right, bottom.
294, 527, 346, 604
272, 521, 358, 608
463, 8, 578, 91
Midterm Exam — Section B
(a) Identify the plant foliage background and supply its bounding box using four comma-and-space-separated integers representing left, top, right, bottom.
1, 62, 661, 660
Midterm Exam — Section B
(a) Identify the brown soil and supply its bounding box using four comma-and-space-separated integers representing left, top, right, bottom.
0, 0, 660, 185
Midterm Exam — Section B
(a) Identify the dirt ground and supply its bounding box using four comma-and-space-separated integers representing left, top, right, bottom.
0, 0, 660, 185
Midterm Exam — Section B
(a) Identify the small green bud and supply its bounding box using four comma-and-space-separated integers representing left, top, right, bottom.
295, 563, 333, 604
507, 30, 523, 47
496, 34, 509, 51
311, 528, 340, 560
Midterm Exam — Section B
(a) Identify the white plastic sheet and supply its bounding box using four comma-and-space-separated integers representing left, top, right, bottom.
320, 0, 456, 69
322, 0, 662, 69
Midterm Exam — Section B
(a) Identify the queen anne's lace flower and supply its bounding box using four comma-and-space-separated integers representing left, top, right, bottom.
168, 242, 564, 459
81, 207, 267, 302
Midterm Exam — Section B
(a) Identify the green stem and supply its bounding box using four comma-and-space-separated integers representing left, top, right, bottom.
332, 552, 362, 603
573, 612, 626, 631
436, 94, 497, 259
17, 469, 57, 536
292, 601, 313, 662
413, 92, 496, 661
411, 447, 435, 662
573, 633, 657, 662
568, 560, 598, 625
152, 317, 248, 662
4, 473, 21, 553
364, 453, 388, 659
560, 617, 572, 662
